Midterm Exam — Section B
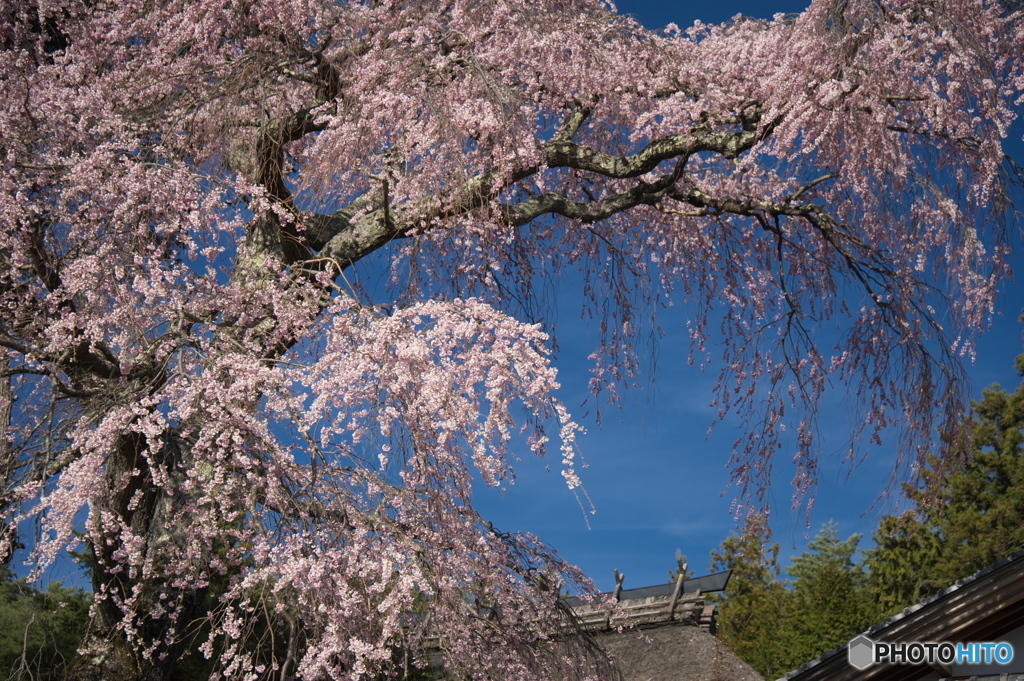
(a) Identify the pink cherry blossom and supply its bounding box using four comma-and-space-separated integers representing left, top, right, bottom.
0, 0, 1021, 678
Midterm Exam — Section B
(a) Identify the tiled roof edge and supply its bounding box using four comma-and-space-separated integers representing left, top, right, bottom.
773, 546, 1024, 681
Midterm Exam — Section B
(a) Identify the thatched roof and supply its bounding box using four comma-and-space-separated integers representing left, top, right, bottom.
424, 571, 760, 680
596, 623, 765, 681
425, 623, 764, 681
565, 569, 763, 680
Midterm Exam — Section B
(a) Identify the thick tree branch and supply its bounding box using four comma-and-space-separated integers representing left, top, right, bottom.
545, 127, 759, 178
313, 122, 764, 267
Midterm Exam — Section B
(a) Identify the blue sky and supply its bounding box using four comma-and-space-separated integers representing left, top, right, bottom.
471, 0, 1024, 593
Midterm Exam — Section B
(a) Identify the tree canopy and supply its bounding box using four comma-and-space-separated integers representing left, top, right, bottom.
0, 565, 91, 681
1, 0, 1022, 678
868, 342, 1024, 614
708, 345, 1024, 679
783, 522, 875, 670
706, 519, 874, 678
709, 516, 792, 678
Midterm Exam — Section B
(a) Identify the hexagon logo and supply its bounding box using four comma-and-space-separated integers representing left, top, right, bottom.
848, 635, 876, 670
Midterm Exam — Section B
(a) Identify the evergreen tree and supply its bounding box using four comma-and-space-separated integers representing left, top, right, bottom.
868, 345, 1024, 615
0, 566, 91, 681
865, 514, 945, 615
786, 521, 861, 585
784, 522, 875, 665
709, 518, 791, 680
707, 520, 878, 677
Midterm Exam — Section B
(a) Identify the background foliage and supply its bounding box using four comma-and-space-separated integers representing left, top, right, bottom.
0, 567, 90, 681
707, 344, 1024, 679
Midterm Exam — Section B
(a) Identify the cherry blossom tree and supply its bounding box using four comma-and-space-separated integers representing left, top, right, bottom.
1, 0, 1022, 678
